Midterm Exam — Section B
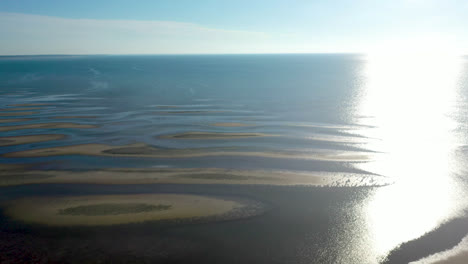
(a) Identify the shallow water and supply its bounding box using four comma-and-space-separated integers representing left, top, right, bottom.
0, 54, 467, 263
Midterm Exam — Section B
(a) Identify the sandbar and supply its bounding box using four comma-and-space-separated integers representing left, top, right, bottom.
0, 111, 38, 116
210, 122, 252, 127
159, 131, 272, 139
3, 143, 370, 162
0, 107, 43, 111
0, 122, 96, 132
0, 167, 390, 187
3, 194, 255, 226
51, 116, 97, 119
0, 118, 34, 123
0, 134, 66, 146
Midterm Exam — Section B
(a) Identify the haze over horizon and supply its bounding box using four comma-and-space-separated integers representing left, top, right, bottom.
1, 0, 467, 55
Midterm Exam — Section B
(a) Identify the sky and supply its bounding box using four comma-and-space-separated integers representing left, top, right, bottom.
0, 0, 467, 55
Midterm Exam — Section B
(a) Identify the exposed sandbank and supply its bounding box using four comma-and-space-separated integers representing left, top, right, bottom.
0, 122, 96, 132
0, 167, 389, 187
3, 194, 250, 226
0, 134, 66, 146
159, 131, 272, 139
0, 118, 34, 123
0, 111, 38, 116
3, 142, 369, 162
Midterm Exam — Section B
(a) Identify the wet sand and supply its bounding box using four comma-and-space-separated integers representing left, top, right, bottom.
0, 111, 38, 116
3, 142, 370, 162
0, 167, 389, 187
0, 122, 96, 132
0, 134, 66, 146
3, 194, 250, 226
0, 118, 34, 123
159, 131, 272, 139
0, 168, 330, 186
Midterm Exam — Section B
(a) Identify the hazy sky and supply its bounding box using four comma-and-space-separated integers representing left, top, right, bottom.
1, 0, 467, 55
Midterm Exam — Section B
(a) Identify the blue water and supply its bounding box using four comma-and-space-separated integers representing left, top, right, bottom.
0, 54, 467, 263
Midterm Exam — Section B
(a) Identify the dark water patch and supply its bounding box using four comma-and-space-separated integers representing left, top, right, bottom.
383, 214, 468, 264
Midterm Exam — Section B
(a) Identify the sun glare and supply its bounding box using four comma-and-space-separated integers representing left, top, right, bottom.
354, 53, 466, 260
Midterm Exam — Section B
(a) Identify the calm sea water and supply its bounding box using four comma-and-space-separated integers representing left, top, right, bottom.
0, 54, 467, 263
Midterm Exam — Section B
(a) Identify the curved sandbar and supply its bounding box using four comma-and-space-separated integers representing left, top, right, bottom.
0, 134, 66, 146
3, 143, 370, 162
159, 131, 272, 140
211, 122, 251, 127
4, 194, 258, 226
0, 111, 38, 116
0, 168, 390, 187
0, 118, 34, 123
0, 122, 96, 132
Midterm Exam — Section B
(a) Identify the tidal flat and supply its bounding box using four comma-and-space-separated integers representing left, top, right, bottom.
3, 142, 370, 161
3, 194, 259, 226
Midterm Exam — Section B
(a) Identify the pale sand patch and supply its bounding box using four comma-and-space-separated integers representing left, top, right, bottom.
0, 118, 34, 123
0, 122, 96, 132
0, 168, 390, 187
159, 131, 272, 139
211, 122, 251, 127
51, 116, 97, 119
0, 134, 66, 146
8, 103, 50, 107
0, 111, 38, 116
3, 143, 370, 162
3, 194, 249, 226
0, 168, 329, 186
0, 107, 43, 111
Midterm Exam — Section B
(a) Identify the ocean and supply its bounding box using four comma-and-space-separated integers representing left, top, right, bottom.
0, 54, 467, 263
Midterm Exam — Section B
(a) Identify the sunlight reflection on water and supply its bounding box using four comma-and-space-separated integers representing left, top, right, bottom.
348, 54, 467, 262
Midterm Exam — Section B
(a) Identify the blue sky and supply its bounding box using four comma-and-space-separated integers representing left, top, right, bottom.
1, 0, 467, 55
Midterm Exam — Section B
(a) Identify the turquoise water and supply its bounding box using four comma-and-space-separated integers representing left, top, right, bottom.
0, 54, 467, 263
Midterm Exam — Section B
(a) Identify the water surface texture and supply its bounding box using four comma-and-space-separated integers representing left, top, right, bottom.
0, 54, 467, 263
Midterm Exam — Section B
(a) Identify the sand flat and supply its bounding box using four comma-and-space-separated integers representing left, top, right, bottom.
0, 107, 43, 111
0, 111, 38, 116
0, 122, 96, 132
159, 131, 272, 139
0, 168, 389, 187
2, 142, 370, 162
3, 194, 249, 226
0, 118, 34, 123
0, 134, 66, 146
